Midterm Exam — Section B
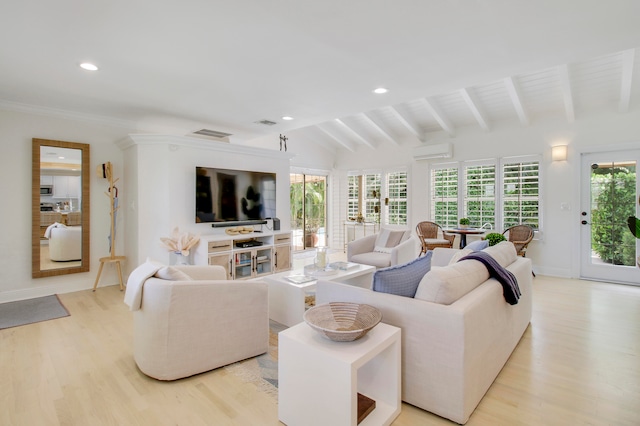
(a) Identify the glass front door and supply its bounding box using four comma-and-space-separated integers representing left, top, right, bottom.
580, 150, 640, 285
290, 174, 327, 251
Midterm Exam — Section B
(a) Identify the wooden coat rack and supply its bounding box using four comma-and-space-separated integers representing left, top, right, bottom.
93, 161, 126, 291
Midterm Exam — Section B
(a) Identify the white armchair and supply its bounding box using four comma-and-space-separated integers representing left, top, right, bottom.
48, 225, 82, 261
347, 227, 419, 268
127, 263, 269, 380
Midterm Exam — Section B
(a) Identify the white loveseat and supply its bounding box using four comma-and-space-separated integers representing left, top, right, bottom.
124, 263, 269, 381
316, 242, 532, 424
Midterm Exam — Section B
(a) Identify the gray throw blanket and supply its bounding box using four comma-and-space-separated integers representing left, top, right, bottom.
460, 251, 521, 305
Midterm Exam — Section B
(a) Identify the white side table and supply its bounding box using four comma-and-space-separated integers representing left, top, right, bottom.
279, 321, 401, 426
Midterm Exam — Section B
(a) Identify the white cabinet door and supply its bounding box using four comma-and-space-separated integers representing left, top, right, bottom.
53, 176, 80, 198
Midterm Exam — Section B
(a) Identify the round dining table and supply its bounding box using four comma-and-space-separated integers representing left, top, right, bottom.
445, 228, 486, 249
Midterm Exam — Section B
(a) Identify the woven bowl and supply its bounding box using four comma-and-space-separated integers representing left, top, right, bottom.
303, 302, 382, 342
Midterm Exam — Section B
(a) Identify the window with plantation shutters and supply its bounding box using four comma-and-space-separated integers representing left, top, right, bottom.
347, 175, 359, 220
430, 155, 540, 233
387, 171, 408, 225
346, 169, 409, 225
363, 173, 381, 222
464, 164, 496, 229
502, 160, 540, 230
431, 166, 458, 229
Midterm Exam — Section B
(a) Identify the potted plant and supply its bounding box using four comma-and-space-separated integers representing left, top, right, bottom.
304, 218, 322, 247
485, 232, 506, 246
459, 217, 470, 229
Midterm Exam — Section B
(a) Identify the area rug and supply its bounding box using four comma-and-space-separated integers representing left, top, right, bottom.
224, 320, 287, 400
0, 295, 70, 330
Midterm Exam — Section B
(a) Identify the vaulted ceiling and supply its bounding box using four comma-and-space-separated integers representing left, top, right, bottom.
291, 49, 640, 153
1, 1, 640, 152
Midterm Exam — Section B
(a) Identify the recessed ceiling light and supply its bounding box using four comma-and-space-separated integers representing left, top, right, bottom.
80, 62, 98, 71
373, 87, 388, 94
282, 116, 294, 121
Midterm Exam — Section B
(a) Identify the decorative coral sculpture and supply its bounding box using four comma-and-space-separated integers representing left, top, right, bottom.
160, 227, 200, 256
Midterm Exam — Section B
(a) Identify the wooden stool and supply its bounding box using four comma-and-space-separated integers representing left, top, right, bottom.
93, 256, 126, 291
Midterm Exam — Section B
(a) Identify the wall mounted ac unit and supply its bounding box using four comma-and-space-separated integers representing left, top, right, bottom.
412, 142, 453, 160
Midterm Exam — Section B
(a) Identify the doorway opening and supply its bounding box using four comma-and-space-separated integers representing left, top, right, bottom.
580, 150, 639, 285
290, 174, 327, 251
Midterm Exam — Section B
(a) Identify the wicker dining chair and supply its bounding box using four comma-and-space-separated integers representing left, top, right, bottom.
416, 221, 455, 256
65, 211, 82, 226
502, 225, 534, 257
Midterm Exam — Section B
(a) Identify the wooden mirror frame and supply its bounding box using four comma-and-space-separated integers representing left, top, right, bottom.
32, 138, 90, 278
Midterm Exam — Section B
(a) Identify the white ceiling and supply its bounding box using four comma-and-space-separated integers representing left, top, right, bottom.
2, 1, 640, 152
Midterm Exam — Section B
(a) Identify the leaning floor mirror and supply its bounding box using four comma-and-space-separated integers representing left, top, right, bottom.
32, 138, 90, 278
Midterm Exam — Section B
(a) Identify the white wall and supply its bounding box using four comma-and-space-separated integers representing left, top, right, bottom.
0, 109, 131, 302
2, 106, 639, 302
117, 134, 294, 269
298, 110, 640, 278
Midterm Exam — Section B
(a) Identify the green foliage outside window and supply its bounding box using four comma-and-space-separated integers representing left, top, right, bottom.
591, 166, 636, 266
290, 177, 325, 234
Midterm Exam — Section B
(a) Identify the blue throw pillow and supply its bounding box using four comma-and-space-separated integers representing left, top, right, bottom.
372, 251, 432, 298
466, 239, 489, 251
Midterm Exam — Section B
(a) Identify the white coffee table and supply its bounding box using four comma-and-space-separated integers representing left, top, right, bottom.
264, 264, 375, 327
279, 321, 401, 426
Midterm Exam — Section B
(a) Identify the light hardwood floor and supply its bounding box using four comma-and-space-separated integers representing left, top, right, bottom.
1, 274, 638, 425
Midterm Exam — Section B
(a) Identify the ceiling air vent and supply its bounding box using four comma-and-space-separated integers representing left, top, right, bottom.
255, 119, 277, 126
193, 129, 233, 139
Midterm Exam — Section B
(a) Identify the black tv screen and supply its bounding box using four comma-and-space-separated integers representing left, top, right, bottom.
195, 166, 276, 224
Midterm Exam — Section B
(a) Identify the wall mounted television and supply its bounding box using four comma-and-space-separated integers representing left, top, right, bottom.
195, 166, 276, 227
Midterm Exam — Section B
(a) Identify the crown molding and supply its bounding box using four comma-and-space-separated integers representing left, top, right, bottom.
0, 99, 137, 129
117, 133, 296, 160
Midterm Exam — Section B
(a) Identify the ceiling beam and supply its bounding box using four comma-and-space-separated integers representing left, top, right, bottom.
387, 106, 424, 142
504, 76, 530, 126
334, 118, 376, 149
360, 112, 399, 145
315, 124, 356, 152
619, 48, 635, 113
557, 64, 575, 123
420, 98, 456, 137
459, 88, 490, 131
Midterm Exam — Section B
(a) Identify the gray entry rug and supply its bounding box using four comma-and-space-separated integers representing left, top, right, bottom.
0, 295, 70, 330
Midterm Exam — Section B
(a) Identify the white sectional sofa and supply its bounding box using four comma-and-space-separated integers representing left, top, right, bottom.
316, 242, 532, 424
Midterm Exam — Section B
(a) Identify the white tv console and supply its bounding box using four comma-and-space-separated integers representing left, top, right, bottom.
193, 231, 292, 280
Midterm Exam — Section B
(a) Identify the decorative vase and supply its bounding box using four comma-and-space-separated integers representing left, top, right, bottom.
314, 246, 329, 270
173, 252, 190, 265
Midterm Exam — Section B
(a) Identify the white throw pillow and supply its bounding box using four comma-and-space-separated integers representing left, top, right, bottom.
414, 259, 490, 305
154, 266, 193, 281
448, 249, 473, 265
374, 229, 406, 253
482, 241, 517, 267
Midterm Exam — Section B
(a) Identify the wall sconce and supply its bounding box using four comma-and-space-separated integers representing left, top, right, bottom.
552, 145, 568, 162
